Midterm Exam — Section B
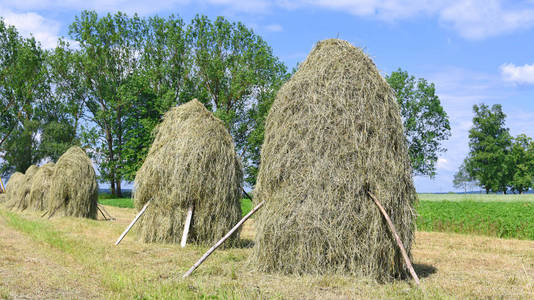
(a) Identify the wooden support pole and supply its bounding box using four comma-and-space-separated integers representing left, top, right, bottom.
183, 200, 265, 278
98, 204, 115, 220
181, 205, 194, 248
0, 177, 5, 193
368, 192, 420, 285
115, 201, 150, 246
97, 205, 109, 221
242, 188, 252, 200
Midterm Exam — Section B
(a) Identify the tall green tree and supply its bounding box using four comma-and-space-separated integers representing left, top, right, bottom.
68, 11, 147, 197
120, 15, 203, 182
188, 15, 288, 185
465, 104, 511, 194
507, 134, 534, 194
386, 69, 451, 177
0, 19, 51, 174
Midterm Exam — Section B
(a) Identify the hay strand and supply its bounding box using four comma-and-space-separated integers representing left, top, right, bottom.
251, 39, 417, 280
134, 99, 243, 245
47, 146, 98, 219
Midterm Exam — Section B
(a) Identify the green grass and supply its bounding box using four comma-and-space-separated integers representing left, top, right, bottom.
99, 197, 254, 216
241, 198, 252, 217
417, 200, 534, 239
98, 197, 134, 208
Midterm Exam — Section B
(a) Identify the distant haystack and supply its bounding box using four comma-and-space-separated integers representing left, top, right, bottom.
48, 147, 98, 219
4, 172, 25, 208
28, 162, 55, 211
134, 99, 243, 245
6, 165, 39, 210
251, 39, 417, 280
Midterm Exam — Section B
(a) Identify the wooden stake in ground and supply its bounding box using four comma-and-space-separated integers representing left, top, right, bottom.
98, 204, 115, 220
181, 205, 194, 248
97, 205, 109, 221
115, 201, 150, 246
368, 192, 420, 285
183, 200, 265, 278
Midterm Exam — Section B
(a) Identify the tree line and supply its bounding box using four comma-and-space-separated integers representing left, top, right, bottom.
454, 104, 534, 194
1, 11, 451, 197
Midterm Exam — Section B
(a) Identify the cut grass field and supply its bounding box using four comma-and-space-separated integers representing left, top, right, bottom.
1, 203, 534, 299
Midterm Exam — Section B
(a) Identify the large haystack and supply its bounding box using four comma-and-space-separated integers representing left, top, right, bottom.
134, 99, 243, 245
48, 147, 98, 219
6, 165, 39, 210
251, 39, 417, 280
28, 163, 55, 211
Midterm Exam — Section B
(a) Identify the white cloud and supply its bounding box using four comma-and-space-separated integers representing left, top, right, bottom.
500, 63, 534, 84
265, 24, 283, 32
439, 0, 534, 39
290, 0, 534, 40
3, 0, 534, 40
1, 8, 61, 48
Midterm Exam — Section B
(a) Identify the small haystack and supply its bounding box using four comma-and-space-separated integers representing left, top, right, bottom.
4, 172, 25, 207
6, 165, 39, 210
28, 162, 55, 211
134, 99, 243, 245
48, 147, 98, 219
251, 39, 417, 280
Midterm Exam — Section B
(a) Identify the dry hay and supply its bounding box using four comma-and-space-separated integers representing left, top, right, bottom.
251, 39, 417, 281
134, 99, 243, 245
3, 172, 24, 205
6, 165, 39, 210
48, 146, 98, 219
28, 163, 55, 211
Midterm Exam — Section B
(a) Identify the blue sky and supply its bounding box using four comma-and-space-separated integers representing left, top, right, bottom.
2, 0, 534, 192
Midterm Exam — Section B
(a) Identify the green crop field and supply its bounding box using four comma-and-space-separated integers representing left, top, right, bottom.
418, 193, 534, 202
417, 200, 534, 239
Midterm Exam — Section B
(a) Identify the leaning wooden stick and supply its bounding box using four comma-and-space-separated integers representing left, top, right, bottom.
181, 205, 194, 248
97, 205, 109, 221
98, 204, 115, 220
368, 192, 420, 285
115, 201, 150, 246
242, 188, 253, 200
183, 200, 265, 278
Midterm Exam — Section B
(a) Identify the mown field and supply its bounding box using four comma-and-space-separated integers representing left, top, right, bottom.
1, 201, 534, 299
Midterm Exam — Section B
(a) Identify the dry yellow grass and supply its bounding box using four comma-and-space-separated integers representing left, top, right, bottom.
0, 204, 533, 299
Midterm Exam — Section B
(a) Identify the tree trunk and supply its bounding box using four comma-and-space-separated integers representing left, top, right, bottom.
106, 127, 117, 197
116, 181, 123, 198
485, 187, 489, 194
110, 177, 116, 197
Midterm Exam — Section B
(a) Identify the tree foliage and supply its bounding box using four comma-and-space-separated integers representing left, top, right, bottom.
465, 104, 511, 194
453, 160, 478, 193
0, 19, 76, 174
508, 134, 534, 194
386, 69, 451, 177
